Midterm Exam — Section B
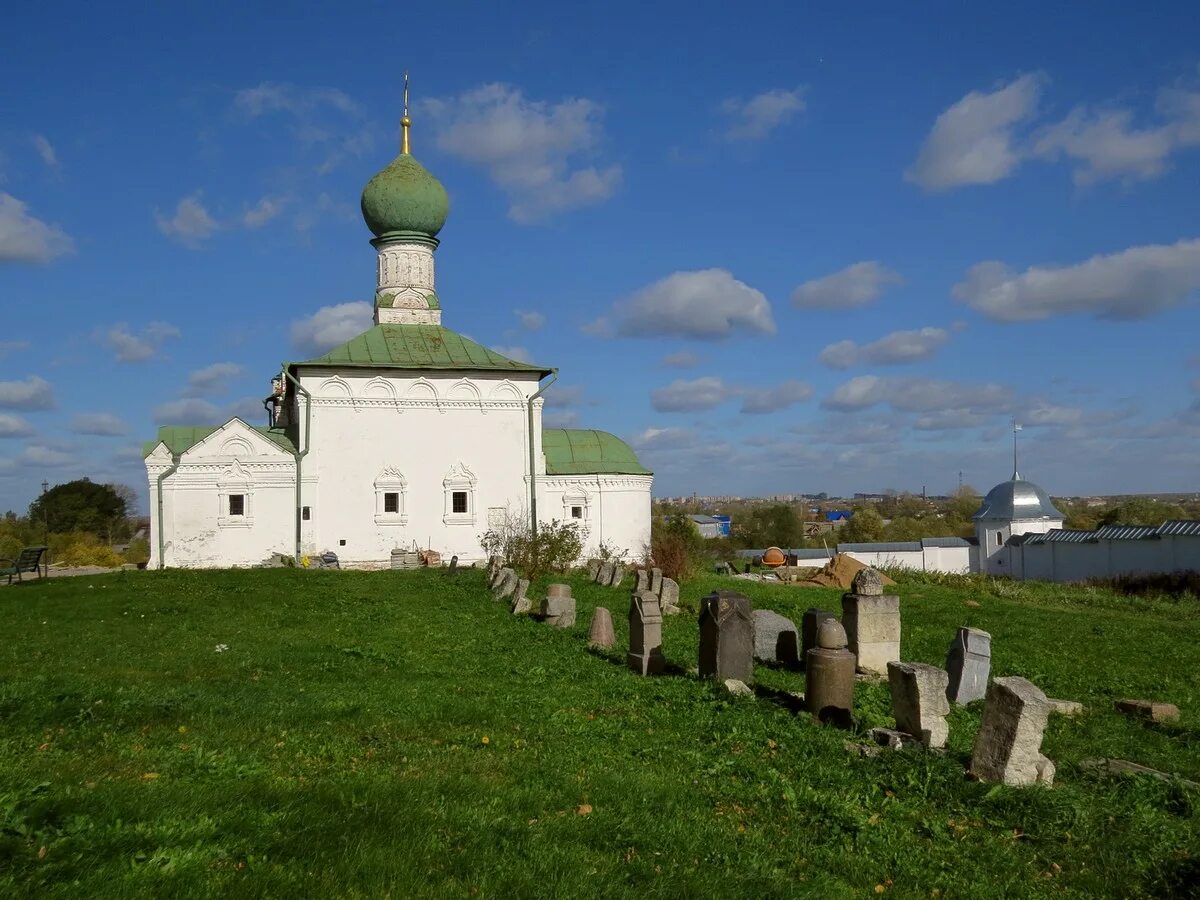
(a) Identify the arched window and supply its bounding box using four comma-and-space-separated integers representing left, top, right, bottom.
218, 460, 253, 527
374, 467, 408, 525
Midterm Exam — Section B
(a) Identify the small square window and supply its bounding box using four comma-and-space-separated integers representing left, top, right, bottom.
384, 492, 400, 513
228, 494, 245, 516
302, 506, 311, 521
452, 491, 468, 514
571, 505, 583, 519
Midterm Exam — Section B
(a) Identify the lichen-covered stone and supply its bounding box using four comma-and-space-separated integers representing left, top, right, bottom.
887, 661, 951, 748
753, 609, 800, 667
698, 590, 755, 684
970, 676, 1054, 786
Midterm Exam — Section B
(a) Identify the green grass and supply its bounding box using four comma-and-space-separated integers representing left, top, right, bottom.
0, 569, 1197, 898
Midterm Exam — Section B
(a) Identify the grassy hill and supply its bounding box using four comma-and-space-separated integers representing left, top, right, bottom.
0, 569, 1197, 897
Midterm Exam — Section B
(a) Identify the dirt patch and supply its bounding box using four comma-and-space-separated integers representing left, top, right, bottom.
793, 554, 895, 590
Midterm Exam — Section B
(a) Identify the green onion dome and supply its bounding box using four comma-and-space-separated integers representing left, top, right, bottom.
360, 151, 449, 240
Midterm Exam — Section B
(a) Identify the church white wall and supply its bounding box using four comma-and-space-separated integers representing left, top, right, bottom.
296, 367, 544, 564
538, 475, 652, 561
841, 546, 972, 574
146, 421, 297, 568
976, 517, 1061, 575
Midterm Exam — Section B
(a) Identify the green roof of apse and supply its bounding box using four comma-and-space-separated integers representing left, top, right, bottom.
143, 424, 296, 458
542, 428, 651, 476
296, 324, 552, 375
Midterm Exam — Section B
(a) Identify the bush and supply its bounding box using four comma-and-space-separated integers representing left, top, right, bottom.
122, 538, 150, 566
650, 514, 706, 583
479, 507, 585, 580
1091, 570, 1200, 600
52, 532, 124, 568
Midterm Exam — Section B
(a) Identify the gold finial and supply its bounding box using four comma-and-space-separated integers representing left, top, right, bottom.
400, 70, 411, 154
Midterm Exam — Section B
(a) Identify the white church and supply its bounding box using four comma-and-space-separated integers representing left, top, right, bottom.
144, 109, 652, 568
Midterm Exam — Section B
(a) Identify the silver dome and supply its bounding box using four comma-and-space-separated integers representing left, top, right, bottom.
973, 472, 1064, 521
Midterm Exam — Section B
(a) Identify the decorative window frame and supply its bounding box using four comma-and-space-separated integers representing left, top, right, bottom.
217, 460, 254, 528
443, 462, 477, 525
563, 490, 589, 523
374, 466, 409, 525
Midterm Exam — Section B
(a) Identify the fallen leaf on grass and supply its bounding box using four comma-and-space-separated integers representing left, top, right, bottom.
577, 804, 592, 816
142, 772, 159, 780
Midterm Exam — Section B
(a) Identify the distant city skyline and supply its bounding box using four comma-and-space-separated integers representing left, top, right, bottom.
3, 2, 1200, 513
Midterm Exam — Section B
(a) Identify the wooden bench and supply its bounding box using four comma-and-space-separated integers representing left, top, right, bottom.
1, 546, 47, 584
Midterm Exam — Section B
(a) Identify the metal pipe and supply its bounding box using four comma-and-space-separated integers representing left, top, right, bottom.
283, 368, 313, 564
527, 371, 558, 539
156, 454, 180, 570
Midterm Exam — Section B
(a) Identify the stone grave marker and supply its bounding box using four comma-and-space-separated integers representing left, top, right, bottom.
842, 589, 900, 676
587, 559, 602, 582
541, 583, 576, 628
887, 661, 951, 748
945, 626, 991, 705
447, 555, 458, 575
805, 619, 855, 727
597, 561, 616, 587
588, 607, 616, 649
635, 569, 650, 592
650, 568, 663, 595
659, 577, 680, 614
610, 562, 626, 589
698, 590, 754, 684
852, 567, 886, 596
801, 607, 838, 662
1114, 699, 1180, 723
493, 568, 518, 600
627, 591, 665, 675
753, 609, 800, 667
970, 676, 1055, 786
510, 579, 531, 614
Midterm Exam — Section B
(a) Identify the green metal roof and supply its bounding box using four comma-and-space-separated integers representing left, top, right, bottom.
542, 428, 651, 476
295, 324, 553, 375
142, 423, 296, 458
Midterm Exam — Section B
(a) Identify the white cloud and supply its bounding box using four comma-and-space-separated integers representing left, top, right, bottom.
954, 238, 1200, 322
100, 321, 180, 363
721, 87, 806, 141
186, 362, 244, 396
290, 301, 372, 356
0, 375, 55, 410
492, 344, 531, 363
19, 444, 73, 467
234, 82, 360, 118
514, 309, 545, 331
156, 192, 219, 248
598, 269, 775, 340
662, 351, 700, 368
426, 83, 621, 223
817, 327, 950, 369
791, 261, 903, 310
739, 380, 813, 414
1033, 109, 1175, 185
823, 375, 1012, 415
0, 192, 74, 263
153, 398, 220, 425
630, 426, 699, 452
243, 196, 285, 228
651, 377, 732, 412
0, 414, 33, 438
70, 413, 127, 436
31, 135, 57, 167
906, 74, 1043, 190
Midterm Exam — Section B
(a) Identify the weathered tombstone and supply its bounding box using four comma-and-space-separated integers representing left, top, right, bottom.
588, 607, 616, 649
753, 609, 800, 667
852, 567, 886, 597
587, 559, 602, 582
487, 555, 504, 581
887, 661, 951, 749
447, 555, 459, 575
1114, 698, 1180, 723
610, 562, 626, 589
970, 676, 1055, 786
801, 607, 839, 662
805, 619, 855, 727
841, 586, 900, 676
650, 568, 663, 595
540, 583, 576, 628
635, 569, 650, 592
945, 626, 991, 705
493, 568, 519, 600
510, 578, 531, 614
698, 590, 754, 684
659, 577, 680, 612
627, 592, 665, 675
597, 560, 616, 587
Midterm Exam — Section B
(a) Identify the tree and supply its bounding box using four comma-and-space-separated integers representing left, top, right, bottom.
742, 504, 802, 549
1099, 498, 1185, 527
28, 479, 128, 536
839, 506, 885, 543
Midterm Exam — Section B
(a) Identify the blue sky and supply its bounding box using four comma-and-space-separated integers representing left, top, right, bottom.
3, 0, 1200, 513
